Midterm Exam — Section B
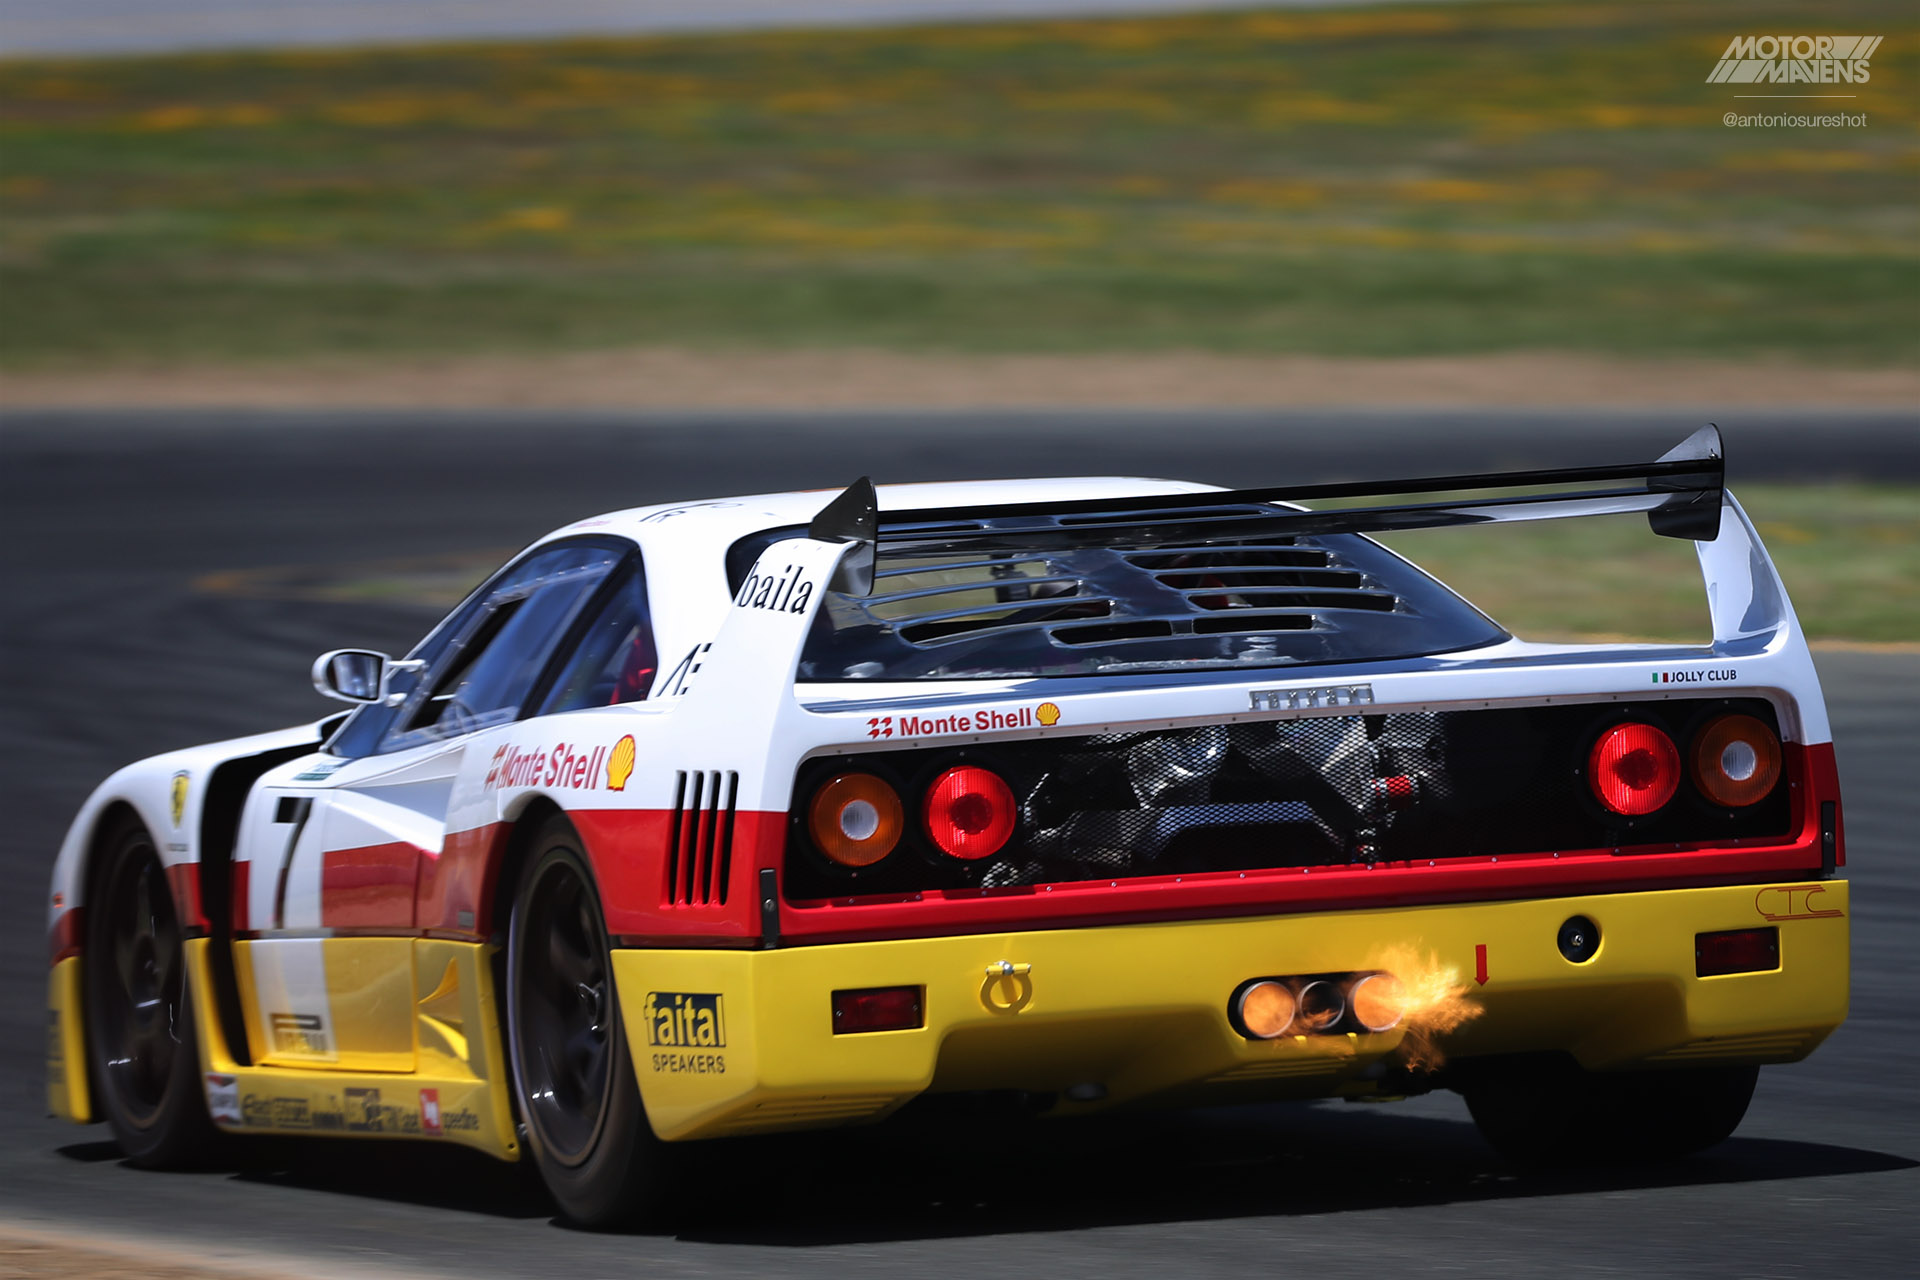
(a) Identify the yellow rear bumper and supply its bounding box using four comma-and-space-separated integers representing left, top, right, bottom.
613, 880, 1849, 1141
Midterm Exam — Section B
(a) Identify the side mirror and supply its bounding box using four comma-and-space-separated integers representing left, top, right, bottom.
311, 649, 390, 704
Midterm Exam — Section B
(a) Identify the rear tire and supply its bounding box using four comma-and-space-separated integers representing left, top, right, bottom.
84, 816, 221, 1167
1464, 1060, 1759, 1167
505, 817, 668, 1227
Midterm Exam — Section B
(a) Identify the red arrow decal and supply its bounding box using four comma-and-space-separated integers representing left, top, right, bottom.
1474, 944, 1489, 986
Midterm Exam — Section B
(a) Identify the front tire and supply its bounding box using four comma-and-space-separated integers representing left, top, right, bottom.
84, 816, 220, 1167
505, 818, 666, 1227
1464, 1060, 1759, 1166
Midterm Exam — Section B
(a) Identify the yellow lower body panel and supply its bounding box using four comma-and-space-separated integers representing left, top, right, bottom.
184, 938, 520, 1160
613, 880, 1849, 1141
46, 957, 89, 1123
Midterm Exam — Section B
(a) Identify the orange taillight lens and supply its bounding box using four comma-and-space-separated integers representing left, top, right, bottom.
1587, 722, 1681, 816
807, 773, 903, 868
1691, 713, 1782, 808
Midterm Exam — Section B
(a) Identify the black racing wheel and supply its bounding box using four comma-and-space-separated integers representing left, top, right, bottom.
84, 815, 220, 1166
506, 816, 668, 1227
1465, 1059, 1760, 1166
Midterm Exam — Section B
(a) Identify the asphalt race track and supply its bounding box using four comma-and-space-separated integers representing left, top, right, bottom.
2, 410, 1916, 1278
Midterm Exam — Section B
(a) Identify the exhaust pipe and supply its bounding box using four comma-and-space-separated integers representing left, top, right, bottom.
1296, 979, 1346, 1033
1233, 980, 1297, 1039
1348, 972, 1407, 1033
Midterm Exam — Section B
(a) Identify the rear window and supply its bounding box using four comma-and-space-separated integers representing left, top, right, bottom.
729, 513, 1507, 681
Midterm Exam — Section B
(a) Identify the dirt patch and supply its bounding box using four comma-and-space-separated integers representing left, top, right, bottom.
5, 349, 1917, 411
0, 1221, 442, 1280
0, 1236, 266, 1279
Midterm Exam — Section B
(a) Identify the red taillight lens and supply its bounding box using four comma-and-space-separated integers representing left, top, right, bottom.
922, 765, 1017, 860
1691, 713, 1782, 807
808, 773, 903, 868
1587, 722, 1681, 816
831, 986, 924, 1034
1696, 927, 1780, 977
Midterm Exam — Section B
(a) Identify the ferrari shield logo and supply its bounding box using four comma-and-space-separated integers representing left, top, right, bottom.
169, 772, 189, 828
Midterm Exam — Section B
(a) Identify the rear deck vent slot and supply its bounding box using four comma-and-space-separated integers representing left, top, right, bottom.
665, 769, 737, 906
820, 524, 1408, 657
1121, 545, 1399, 615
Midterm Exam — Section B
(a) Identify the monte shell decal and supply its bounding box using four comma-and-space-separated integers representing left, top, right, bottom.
867, 701, 1061, 740
486, 739, 631, 792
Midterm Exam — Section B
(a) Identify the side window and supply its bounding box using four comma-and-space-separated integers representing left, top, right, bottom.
324, 542, 623, 758
540, 564, 659, 715
382, 543, 622, 750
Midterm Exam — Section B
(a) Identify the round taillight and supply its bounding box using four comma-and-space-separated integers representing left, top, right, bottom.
1588, 722, 1681, 816
808, 773, 903, 868
1691, 713, 1782, 807
922, 765, 1017, 860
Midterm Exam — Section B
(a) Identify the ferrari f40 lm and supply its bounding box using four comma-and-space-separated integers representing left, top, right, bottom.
47, 428, 1847, 1223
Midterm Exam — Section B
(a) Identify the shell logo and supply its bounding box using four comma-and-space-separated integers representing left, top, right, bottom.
1036, 702, 1061, 727
607, 735, 636, 791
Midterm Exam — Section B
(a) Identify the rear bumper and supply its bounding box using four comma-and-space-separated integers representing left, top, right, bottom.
614, 879, 1850, 1141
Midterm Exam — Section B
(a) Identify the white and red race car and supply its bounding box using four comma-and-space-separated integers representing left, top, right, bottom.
47, 428, 1847, 1224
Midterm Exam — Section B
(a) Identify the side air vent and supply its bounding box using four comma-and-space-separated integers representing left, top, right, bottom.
665, 770, 737, 906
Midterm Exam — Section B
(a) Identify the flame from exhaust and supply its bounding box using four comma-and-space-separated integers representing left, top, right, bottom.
1365, 943, 1485, 1070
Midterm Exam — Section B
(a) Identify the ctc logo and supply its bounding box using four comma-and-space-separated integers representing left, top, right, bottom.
1754, 884, 1843, 921
980, 961, 1034, 1014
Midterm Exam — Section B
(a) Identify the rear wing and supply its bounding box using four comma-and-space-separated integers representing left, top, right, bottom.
710, 423, 1804, 672
805, 424, 1794, 654
871, 425, 1725, 552
690, 423, 1822, 766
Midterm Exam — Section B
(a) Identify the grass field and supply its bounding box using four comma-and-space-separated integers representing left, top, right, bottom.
1, 0, 1914, 369
1376, 484, 1919, 644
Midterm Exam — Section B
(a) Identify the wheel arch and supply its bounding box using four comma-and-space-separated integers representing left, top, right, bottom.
58, 799, 150, 1124
490, 795, 575, 942
81, 799, 147, 895
486, 795, 579, 1137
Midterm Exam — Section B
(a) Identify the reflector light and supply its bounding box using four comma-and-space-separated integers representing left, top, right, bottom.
1235, 980, 1297, 1039
1296, 979, 1346, 1033
1695, 927, 1780, 977
1691, 714, 1782, 808
1348, 973, 1406, 1032
922, 766, 1017, 860
831, 986, 924, 1034
1587, 722, 1681, 816
808, 773, 903, 868
1371, 775, 1417, 810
